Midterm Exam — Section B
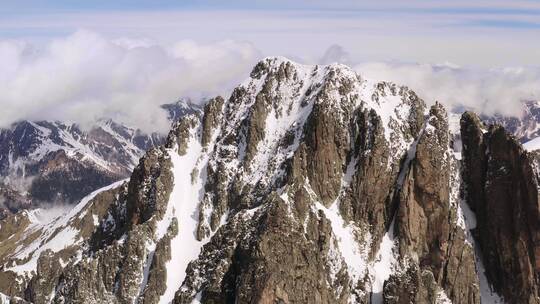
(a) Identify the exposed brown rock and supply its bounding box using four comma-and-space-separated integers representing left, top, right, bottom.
176, 193, 351, 304
243, 92, 269, 165
126, 147, 173, 227
302, 101, 348, 206
141, 219, 177, 304
395, 104, 480, 303
25, 250, 62, 304
461, 111, 540, 304
397, 104, 451, 269
166, 116, 200, 156
201, 96, 225, 148
383, 264, 440, 304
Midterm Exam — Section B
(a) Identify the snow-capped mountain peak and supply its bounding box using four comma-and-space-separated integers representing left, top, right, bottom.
0, 58, 538, 304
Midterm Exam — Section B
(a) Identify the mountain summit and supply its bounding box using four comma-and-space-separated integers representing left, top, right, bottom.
0, 57, 538, 304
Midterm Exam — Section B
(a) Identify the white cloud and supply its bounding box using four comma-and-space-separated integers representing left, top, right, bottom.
0, 31, 538, 135
355, 61, 540, 117
1, 9, 539, 67
0, 30, 261, 133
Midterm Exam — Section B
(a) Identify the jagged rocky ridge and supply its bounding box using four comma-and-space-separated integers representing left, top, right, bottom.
0, 57, 538, 304
0, 100, 201, 218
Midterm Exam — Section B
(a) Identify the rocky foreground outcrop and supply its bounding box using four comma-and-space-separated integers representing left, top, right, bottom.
461, 112, 540, 304
0, 57, 538, 304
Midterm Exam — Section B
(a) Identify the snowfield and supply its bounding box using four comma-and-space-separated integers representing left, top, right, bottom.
5, 179, 127, 276
524, 136, 540, 151
158, 131, 204, 303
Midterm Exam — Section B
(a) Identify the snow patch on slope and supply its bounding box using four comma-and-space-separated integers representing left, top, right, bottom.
436, 289, 453, 304
476, 255, 505, 304
158, 127, 211, 304
136, 240, 156, 303
5, 179, 127, 275
314, 200, 369, 283
367, 218, 397, 304
28, 122, 112, 171
0, 292, 25, 303
523, 136, 540, 151
397, 121, 427, 188
98, 120, 144, 168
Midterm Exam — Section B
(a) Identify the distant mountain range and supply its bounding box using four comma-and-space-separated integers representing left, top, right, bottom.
481, 100, 540, 143
0, 100, 201, 218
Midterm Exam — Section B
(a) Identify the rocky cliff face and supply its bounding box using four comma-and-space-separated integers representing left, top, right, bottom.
461, 112, 540, 304
0, 57, 537, 304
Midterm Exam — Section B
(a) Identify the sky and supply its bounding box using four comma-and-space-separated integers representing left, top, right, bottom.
0, 1, 539, 131
2, 0, 540, 65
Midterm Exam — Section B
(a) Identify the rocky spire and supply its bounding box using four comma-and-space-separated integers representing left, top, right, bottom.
461, 111, 540, 304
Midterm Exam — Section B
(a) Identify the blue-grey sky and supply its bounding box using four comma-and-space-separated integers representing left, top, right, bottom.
2, 0, 540, 65
0, 1, 539, 131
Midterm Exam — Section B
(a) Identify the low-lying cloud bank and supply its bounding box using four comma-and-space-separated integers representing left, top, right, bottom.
1, 34, 539, 134
318, 44, 540, 117
354, 61, 540, 118
0, 30, 261, 133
